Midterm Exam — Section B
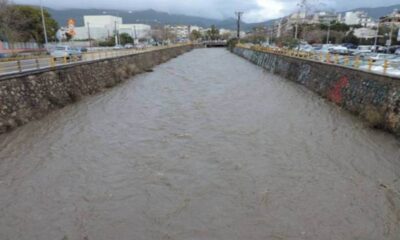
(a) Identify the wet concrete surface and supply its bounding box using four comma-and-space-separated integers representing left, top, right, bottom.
0, 48, 400, 240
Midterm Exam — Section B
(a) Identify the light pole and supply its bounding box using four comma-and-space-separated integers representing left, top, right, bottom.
114, 20, 119, 46
40, 0, 48, 49
326, 22, 331, 44
235, 11, 243, 43
87, 22, 92, 48
373, 21, 381, 52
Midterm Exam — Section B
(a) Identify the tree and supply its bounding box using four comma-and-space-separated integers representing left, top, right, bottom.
206, 25, 220, 40
98, 36, 115, 47
319, 22, 350, 32
119, 33, 133, 45
12, 5, 59, 43
341, 31, 359, 45
0, 2, 59, 44
190, 30, 202, 41
0, 0, 24, 44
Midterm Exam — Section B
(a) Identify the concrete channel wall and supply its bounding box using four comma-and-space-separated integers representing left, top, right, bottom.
233, 46, 400, 136
0, 45, 194, 134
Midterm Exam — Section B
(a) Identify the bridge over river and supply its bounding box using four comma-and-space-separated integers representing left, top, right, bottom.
0, 48, 400, 240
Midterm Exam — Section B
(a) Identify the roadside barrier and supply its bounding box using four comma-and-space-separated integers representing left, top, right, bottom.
0, 43, 191, 76
236, 44, 400, 77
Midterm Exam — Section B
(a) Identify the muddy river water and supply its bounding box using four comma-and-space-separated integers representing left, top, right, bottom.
0, 48, 400, 240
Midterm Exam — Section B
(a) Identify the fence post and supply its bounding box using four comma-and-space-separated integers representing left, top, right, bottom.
354, 56, 360, 68
383, 60, 389, 75
50, 57, 55, 68
368, 59, 373, 71
35, 58, 40, 69
344, 56, 349, 66
326, 53, 330, 63
17, 60, 22, 72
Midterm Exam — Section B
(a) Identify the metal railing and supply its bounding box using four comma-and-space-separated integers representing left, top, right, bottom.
0, 43, 192, 76
236, 44, 400, 77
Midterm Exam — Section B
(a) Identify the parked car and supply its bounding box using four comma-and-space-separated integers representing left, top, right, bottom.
351, 45, 373, 55
124, 44, 134, 49
50, 46, 82, 60
78, 47, 88, 53
0, 53, 7, 59
395, 48, 400, 55
298, 44, 314, 52
113, 45, 124, 50
370, 45, 387, 53
328, 45, 349, 55
315, 44, 333, 53
388, 45, 400, 54
368, 53, 397, 62
342, 43, 357, 49
134, 44, 146, 50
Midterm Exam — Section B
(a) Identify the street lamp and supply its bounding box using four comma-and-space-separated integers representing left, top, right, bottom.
40, 0, 49, 49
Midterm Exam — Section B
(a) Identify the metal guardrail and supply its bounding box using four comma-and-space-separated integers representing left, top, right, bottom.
0, 43, 192, 76
236, 44, 400, 77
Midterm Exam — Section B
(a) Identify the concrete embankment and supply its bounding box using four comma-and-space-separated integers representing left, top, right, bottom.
0, 45, 194, 134
233, 46, 400, 136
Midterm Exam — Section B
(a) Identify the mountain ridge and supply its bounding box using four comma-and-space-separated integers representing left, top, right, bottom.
45, 4, 400, 31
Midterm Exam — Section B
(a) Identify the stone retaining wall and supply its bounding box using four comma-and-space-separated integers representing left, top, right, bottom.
0, 45, 194, 133
233, 47, 400, 136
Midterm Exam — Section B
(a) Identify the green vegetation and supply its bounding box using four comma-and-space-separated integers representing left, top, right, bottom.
0, 0, 58, 44
119, 33, 133, 45
190, 30, 202, 41
206, 25, 220, 40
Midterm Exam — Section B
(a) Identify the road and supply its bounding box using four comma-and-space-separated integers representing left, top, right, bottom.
0, 47, 168, 76
0, 48, 399, 240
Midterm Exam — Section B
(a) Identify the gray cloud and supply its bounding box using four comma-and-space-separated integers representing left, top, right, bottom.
13, 0, 400, 22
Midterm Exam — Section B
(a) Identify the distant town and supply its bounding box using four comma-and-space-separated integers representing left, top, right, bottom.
0, 0, 399, 54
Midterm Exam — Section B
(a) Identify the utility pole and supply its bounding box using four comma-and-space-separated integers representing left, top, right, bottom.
87, 22, 92, 48
295, 11, 300, 39
134, 25, 137, 43
326, 22, 331, 44
388, 21, 394, 51
40, 0, 48, 49
373, 21, 380, 52
114, 20, 119, 46
235, 11, 244, 43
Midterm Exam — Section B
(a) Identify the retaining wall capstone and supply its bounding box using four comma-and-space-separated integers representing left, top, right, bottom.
233, 47, 400, 136
0, 45, 194, 134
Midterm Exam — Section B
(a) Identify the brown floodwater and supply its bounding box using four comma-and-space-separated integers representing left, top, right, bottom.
0, 48, 400, 240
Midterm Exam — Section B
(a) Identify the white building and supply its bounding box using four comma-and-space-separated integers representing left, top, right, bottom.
165, 25, 190, 39
344, 11, 375, 27
84, 15, 122, 31
312, 11, 340, 25
189, 25, 201, 32
71, 15, 151, 41
354, 27, 377, 39
119, 24, 151, 39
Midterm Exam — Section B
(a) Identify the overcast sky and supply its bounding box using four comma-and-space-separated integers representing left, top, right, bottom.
13, 0, 400, 22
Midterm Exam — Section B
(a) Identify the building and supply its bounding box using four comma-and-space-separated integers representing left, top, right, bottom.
165, 25, 190, 40
380, 9, 400, 27
354, 28, 377, 39
65, 15, 151, 41
119, 24, 151, 39
312, 11, 340, 25
189, 25, 201, 33
344, 11, 375, 27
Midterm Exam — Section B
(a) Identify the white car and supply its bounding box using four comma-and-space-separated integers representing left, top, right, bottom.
368, 54, 397, 62
50, 46, 82, 59
328, 45, 349, 55
352, 45, 373, 55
